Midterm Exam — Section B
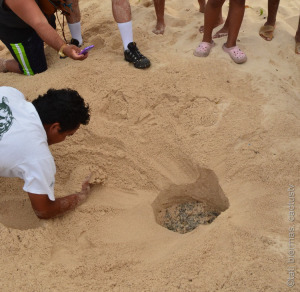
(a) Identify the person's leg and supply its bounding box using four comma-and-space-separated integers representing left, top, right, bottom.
153, 0, 165, 35
295, 16, 300, 54
66, 0, 83, 46
112, 0, 132, 50
194, 0, 225, 57
224, 0, 245, 48
265, 0, 280, 27
199, 0, 224, 34
112, 0, 150, 69
198, 0, 206, 13
259, 0, 280, 41
222, 0, 246, 64
1, 32, 48, 75
199, 10, 224, 33
202, 0, 225, 43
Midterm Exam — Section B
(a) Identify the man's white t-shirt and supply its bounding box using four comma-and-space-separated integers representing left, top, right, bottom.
0, 86, 56, 201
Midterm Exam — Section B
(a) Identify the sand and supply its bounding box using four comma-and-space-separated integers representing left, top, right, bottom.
0, 0, 299, 291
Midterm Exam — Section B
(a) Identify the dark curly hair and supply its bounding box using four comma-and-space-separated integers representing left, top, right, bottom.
32, 88, 90, 132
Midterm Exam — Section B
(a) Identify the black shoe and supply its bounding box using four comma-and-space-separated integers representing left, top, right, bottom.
124, 42, 150, 69
70, 38, 82, 47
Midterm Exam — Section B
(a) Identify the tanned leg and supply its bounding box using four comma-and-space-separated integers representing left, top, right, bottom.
259, 0, 280, 41
265, 0, 280, 27
224, 0, 245, 48
198, 0, 206, 13
66, 0, 81, 23
202, 0, 225, 43
199, 0, 224, 34
153, 0, 166, 34
295, 16, 300, 54
112, 0, 131, 23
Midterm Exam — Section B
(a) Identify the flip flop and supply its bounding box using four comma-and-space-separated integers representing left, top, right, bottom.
222, 44, 247, 64
295, 42, 300, 54
259, 25, 275, 41
194, 41, 215, 57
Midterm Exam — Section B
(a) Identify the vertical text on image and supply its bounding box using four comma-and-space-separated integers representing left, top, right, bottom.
287, 184, 295, 288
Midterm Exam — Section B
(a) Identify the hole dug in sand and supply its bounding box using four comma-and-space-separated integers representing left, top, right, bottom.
0, 199, 42, 230
152, 168, 229, 234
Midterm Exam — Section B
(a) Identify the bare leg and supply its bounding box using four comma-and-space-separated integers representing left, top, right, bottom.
259, 0, 280, 41
295, 16, 300, 54
66, 0, 81, 23
199, 0, 224, 34
202, 0, 226, 43
112, 0, 131, 23
66, 0, 82, 45
153, 0, 165, 35
265, 0, 280, 26
224, 0, 245, 48
198, 0, 206, 13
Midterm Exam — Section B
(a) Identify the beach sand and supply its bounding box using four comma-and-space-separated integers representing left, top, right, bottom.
0, 0, 299, 291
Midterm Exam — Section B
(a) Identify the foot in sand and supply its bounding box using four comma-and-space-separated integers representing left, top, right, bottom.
296, 17, 300, 54
153, 21, 166, 35
259, 24, 275, 41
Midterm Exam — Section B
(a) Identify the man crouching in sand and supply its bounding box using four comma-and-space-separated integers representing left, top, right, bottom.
0, 86, 91, 219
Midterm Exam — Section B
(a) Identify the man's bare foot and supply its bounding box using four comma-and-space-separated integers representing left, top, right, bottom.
213, 26, 228, 38
153, 21, 166, 35
199, 17, 224, 33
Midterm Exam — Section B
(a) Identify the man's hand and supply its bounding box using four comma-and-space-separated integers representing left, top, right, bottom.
77, 173, 93, 203
28, 173, 93, 219
63, 45, 88, 60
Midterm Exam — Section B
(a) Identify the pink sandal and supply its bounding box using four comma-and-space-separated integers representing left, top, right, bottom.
222, 44, 247, 64
194, 41, 215, 57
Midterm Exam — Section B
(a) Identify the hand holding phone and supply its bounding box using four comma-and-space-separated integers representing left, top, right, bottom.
79, 45, 94, 55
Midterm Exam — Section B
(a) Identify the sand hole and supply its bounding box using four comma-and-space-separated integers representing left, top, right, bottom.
152, 168, 229, 234
0, 199, 42, 230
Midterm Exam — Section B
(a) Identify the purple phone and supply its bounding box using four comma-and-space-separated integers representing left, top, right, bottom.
79, 45, 94, 55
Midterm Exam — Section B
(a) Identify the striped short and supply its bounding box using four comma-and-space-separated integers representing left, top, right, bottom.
2, 31, 47, 76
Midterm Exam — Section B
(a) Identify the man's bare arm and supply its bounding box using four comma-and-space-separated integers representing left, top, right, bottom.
5, 0, 87, 60
28, 175, 91, 219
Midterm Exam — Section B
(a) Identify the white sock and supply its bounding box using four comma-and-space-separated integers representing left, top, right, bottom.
117, 21, 133, 50
67, 22, 83, 46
